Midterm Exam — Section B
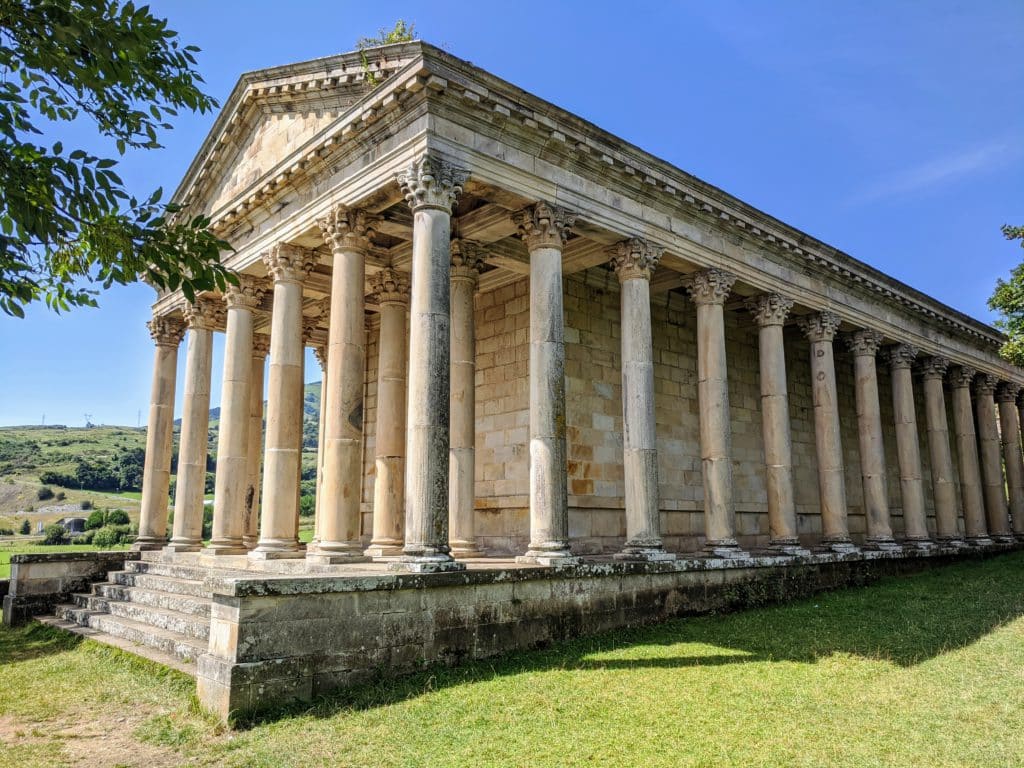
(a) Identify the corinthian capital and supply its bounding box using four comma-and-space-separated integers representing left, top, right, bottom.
224, 275, 268, 310
684, 268, 736, 306
370, 267, 410, 307
513, 201, 576, 252
917, 355, 949, 380
252, 333, 271, 358
318, 205, 379, 253
973, 373, 998, 396
314, 346, 328, 371
450, 239, 485, 285
397, 154, 468, 212
948, 365, 978, 389
846, 329, 884, 357
745, 293, 793, 327
263, 243, 316, 284
608, 237, 662, 282
148, 315, 186, 347
183, 296, 225, 331
996, 381, 1022, 403
800, 311, 841, 343
885, 343, 919, 370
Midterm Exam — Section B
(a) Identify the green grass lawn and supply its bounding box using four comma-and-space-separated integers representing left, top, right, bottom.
2, 553, 1023, 767
0, 541, 130, 579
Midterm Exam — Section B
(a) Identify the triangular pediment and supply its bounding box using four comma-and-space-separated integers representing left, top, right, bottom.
174, 43, 426, 217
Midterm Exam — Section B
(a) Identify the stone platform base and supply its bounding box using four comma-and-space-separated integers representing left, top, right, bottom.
194, 544, 1017, 721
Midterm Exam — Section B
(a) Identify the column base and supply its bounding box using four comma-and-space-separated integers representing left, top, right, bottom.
864, 537, 902, 552
704, 539, 749, 560
242, 536, 258, 550
389, 554, 466, 573
203, 545, 249, 556
770, 542, 812, 557
614, 546, 676, 562
516, 544, 578, 567
902, 538, 936, 551
966, 536, 995, 547
364, 542, 405, 559
248, 539, 304, 560
163, 540, 202, 553
824, 539, 860, 554
132, 537, 167, 552
991, 534, 1017, 544
937, 537, 969, 549
450, 539, 487, 559
305, 543, 370, 565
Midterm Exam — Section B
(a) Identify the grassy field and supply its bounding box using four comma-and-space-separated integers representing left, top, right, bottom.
0, 541, 131, 579
1, 553, 1023, 767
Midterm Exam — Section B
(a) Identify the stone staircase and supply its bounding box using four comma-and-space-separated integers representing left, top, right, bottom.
38, 559, 215, 675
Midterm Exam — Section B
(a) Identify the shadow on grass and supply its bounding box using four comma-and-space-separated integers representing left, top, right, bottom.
233, 551, 1024, 727
0, 621, 82, 665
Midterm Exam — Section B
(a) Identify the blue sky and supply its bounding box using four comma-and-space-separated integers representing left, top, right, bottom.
1, 0, 1022, 427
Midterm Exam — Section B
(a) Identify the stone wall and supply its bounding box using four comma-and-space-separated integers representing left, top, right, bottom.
355, 270, 962, 554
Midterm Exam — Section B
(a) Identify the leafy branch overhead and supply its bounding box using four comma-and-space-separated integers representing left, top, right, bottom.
988, 225, 1024, 366
0, 0, 234, 317
356, 19, 416, 87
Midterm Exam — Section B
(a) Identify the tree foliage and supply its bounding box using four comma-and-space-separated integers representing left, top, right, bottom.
0, 0, 234, 317
988, 225, 1024, 366
356, 19, 416, 87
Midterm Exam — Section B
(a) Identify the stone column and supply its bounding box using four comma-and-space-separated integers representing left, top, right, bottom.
800, 311, 856, 553
366, 268, 410, 558
918, 357, 962, 544
208, 278, 265, 555
611, 238, 671, 561
395, 155, 468, 572
243, 334, 269, 549
997, 382, 1024, 540
307, 206, 378, 564
846, 329, 897, 550
686, 268, 745, 558
134, 315, 185, 550
886, 344, 932, 549
449, 241, 486, 558
514, 201, 578, 566
975, 374, 1013, 542
948, 366, 991, 544
746, 294, 806, 556
311, 345, 328, 541
251, 244, 316, 559
166, 297, 222, 552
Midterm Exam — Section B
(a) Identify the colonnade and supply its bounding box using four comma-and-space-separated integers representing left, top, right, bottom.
135, 155, 1024, 565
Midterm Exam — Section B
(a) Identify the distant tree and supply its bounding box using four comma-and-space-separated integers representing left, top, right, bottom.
18, 518, 30, 535
115, 446, 145, 490
85, 508, 105, 529
989, 225, 1024, 366
36, 484, 54, 500
0, 0, 234, 317
80, 499, 93, 510
106, 508, 129, 525
42, 522, 66, 545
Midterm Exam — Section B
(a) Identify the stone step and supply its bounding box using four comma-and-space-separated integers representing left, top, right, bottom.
93, 582, 212, 617
35, 615, 198, 677
102, 599, 210, 640
50, 605, 208, 663
55, 602, 102, 626
111, 570, 209, 598
124, 560, 222, 582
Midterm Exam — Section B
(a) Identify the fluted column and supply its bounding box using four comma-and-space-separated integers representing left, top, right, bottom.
919, 357, 962, 543
208, 278, 265, 555
514, 202, 578, 566
949, 366, 990, 544
746, 294, 806, 555
975, 374, 1012, 541
847, 329, 897, 550
166, 297, 223, 552
395, 155, 468, 572
243, 334, 269, 549
307, 207, 376, 564
886, 344, 932, 548
686, 268, 745, 558
800, 311, 856, 552
612, 238, 671, 561
251, 244, 316, 559
997, 383, 1024, 540
449, 241, 485, 558
366, 268, 410, 558
135, 315, 185, 550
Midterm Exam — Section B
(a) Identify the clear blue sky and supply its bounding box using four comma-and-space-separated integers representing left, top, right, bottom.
1, 0, 1022, 427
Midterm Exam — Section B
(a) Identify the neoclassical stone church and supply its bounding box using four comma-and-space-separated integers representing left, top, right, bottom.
13, 42, 1023, 719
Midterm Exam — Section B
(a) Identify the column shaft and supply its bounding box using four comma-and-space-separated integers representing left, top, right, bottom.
801, 312, 855, 552
997, 386, 1024, 538
888, 346, 930, 546
243, 336, 268, 549
949, 367, 990, 543
135, 317, 184, 549
613, 239, 669, 560
848, 331, 895, 548
252, 245, 314, 558
920, 359, 961, 541
449, 243, 484, 558
167, 300, 219, 552
746, 295, 804, 554
975, 376, 1012, 540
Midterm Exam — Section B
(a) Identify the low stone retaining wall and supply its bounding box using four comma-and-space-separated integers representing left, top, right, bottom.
2, 550, 140, 626
197, 545, 1014, 720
